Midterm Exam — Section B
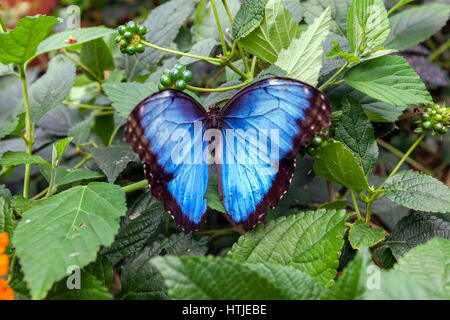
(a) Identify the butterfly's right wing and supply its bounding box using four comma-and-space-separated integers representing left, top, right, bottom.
126, 90, 209, 232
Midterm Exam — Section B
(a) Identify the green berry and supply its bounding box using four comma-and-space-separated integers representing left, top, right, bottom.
422, 112, 431, 120
163, 68, 170, 75
120, 46, 127, 54
158, 83, 166, 91
312, 136, 323, 147
422, 121, 432, 130
439, 127, 448, 135
160, 74, 171, 86
114, 35, 122, 43
434, 114, 443, 122
175, 79, 186, 91
426, 107, 433, 113
127, 21, 138, 33
118, 25, 127, 35
123, 31, 133, 40
126, 45, 135, 55
169, 68, 182, 80
433, 123, 443, 131
135, 43, 145, 53
431, 109, 437, 115
182, 69, 193, 82
119, 39, 128, 48
173, 63, 185, 71
137, 25, 147, 35
306, 146, 316, 156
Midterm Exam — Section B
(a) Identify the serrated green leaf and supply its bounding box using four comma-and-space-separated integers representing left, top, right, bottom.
313, 141, 369, 193
52, 137, 73, 167
103, 82, 158, 117
239, 0, 301, 63
346, 0, 390, 56
228, 209, 348, 287
385, 4, 450, 51
120, 233, 208, 300
335, 97, 378, 174
152, 256, 327, 299
178, 38, 218, 65
348, 220, 385, 249
344, 55, 432, 107
29, 55, 76, 122
0, 15, 60, 64
80, 38, 114, 81
303, 0, 352, 36
13, 182, 126, 299
322, 248, 373, 299
232, 0, 267, 40
0, 197, 17, 234
36, 27, 115, 56
102, 195, 166, 264
0, 113, 25, 140
46, 272, 112, 300
68, 116, 94, 144
83, 255, 114, 290
87, 145, 138, 183
0, 151, 50, 167
40, 166, 103, 187
275, 7, 331, 86
384, 171, 450, 213
385, 213, 450, 259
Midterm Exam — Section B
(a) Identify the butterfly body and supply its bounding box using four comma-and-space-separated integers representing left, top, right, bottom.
126, 78, 331, 232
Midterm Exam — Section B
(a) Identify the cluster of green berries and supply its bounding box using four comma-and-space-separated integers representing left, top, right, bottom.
306, 129, 330, 156
416, 104, 449, 135
115, 21, 147, 55
159, 63, 193, 91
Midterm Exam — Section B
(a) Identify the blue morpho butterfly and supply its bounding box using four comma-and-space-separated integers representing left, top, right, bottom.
125, 77, 331, 232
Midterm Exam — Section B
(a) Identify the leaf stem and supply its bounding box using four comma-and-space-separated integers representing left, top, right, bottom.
186, 80, 251, 92
121, 179, 148, 193
222, 0, 234, 24
319, 62, 350, 91
61, 49, 103, 83
388, 0, 414, 16
376, 138, 432, 175
365, 201, 373, 224
140, 40, 222, 65
350, 190, 362, 221
210, 0, 228, 56
7, 253, 16, 283
428, 38, 450, 61
19, 64, 33, 199
63, 100, 113, 111
225, 59, 250, 80
45, 166, 57, 198
379, 133, 426, 190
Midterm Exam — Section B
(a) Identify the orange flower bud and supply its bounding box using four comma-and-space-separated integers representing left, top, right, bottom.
0, 233, 8, 247
0, 266, 7, 276
0, 246, 5, 254
0, 254, 8, 276
0, 278, 7, 289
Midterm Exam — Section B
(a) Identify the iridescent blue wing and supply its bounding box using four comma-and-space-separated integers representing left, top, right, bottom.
126, 90, 209, 232
218, 78, 331, 228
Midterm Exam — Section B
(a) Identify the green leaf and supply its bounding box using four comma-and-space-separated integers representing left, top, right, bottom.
0, 197, 17, 234
0, 151, 50, 167
303, 0, 352, 36
87, 145, 138, 183
322, 248, 373, 300
178, 38, 218, 65
335, 97, 378, 174
0, 113, 25, 140
326, 40, 360, 63
120, 233, 208, 300
228, 209, 348, 287
46, 272, 112, 300
152, 256, 326, 299
385, 4, 450, 51
205, 175, 226, 213
232, 0, 267, 40
348, 220, 385, 249
0, 15, 60, 65
80, 38, 114, 81
384, 170, 450, 213
123, 0, 196, 81
346, 0, 390, 56
36, 27, 115, 56
40, 166, 103, 187
68, 116, 94, 144
103, 82, 158, 117
52, 137, 73, 167
365, 238, 450, 299
344, 55, 433, 107
84, 255, 114, 290
313, 141, 369, 193
275, 7, 331, 86
239, 0, 301, 63
12, 182, 126, 299
385, 212, 450, 259
102, 195, 166, 264
29, 55, 76, 122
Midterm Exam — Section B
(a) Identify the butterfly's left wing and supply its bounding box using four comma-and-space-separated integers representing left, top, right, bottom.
218, 78, 331, 228
126, 90, 209, 232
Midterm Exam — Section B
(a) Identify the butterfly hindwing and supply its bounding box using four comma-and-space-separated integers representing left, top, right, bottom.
126, 90, 209, 232
218, 78, 331, 228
